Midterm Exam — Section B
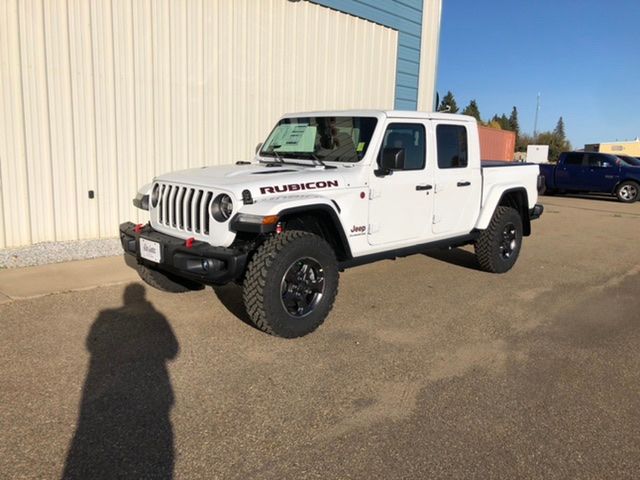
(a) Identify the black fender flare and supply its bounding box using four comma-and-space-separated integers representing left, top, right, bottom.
277, 204, 353, 260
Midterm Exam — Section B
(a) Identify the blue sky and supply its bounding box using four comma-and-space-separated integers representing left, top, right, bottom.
436, 0, 640, 148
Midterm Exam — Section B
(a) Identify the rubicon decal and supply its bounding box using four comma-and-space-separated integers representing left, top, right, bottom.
260, 180, 339, 195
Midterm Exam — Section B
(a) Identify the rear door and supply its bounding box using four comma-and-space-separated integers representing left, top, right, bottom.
556, 152, 587, 190
431, 122, 482, 236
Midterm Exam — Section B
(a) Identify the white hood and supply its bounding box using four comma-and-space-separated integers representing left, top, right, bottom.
155, 162, 357, 198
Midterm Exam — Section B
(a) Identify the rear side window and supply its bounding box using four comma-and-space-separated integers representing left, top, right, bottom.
564, 153, 584, 165
437, 125, 468, 169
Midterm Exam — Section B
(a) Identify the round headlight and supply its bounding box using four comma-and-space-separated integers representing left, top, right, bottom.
211, 194, 233, 222
151, 183, 160, 208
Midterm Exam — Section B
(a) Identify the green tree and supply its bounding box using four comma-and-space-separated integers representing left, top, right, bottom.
516, 133, 533, 153
553, 116, 566, 141
462, 100, 481, 122
499, 114, 510, 130
438, 91, 459, 113
533, 129, 572, 162
508, 107, 520, 135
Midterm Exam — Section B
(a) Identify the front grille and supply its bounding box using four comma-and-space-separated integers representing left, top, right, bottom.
156, 183, 213, 234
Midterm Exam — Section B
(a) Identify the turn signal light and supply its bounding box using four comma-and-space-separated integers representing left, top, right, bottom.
261, 215, 279, 225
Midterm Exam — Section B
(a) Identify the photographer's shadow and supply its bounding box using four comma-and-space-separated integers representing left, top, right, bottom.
63, 284, 178, 480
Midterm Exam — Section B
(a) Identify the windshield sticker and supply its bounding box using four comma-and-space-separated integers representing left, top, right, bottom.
357, 142, 365, 152
266, 124, 317, 153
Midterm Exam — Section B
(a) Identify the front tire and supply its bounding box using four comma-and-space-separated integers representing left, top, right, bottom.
242, 230, 339, 338
615, 181, 639, 203
475, 206, 523, 273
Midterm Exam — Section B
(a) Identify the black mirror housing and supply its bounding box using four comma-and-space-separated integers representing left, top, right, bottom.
380, 147, 405, 171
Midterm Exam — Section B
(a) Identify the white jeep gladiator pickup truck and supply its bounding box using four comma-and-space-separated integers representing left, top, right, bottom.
121, 110, 543, 337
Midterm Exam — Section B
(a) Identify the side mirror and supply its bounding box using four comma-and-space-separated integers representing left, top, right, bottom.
255, 142, 263, 154
375, 147, 404, 176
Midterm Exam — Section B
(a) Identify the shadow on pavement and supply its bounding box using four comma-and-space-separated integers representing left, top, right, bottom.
62, 284, 178, 480
543, 192, 619, 203
212, 284, 263, 332
423, 248, 482, 271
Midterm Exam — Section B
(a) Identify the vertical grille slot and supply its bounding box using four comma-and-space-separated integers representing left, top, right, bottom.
183, 188, 193, 231
203, 192, 213, 234
175, 187, 185, 229
155, 183, 214, 235
194, 189, 203, 233
169, 186, 179, 227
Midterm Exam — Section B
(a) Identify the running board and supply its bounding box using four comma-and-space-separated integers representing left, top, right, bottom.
339, 232, 480, 270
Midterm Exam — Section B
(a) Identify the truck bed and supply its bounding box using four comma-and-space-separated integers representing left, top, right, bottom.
480, 161, 541, 211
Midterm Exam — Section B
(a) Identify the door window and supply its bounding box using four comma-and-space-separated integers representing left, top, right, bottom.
564, 153, 584, 165
586, 154, 614, 168
379, 123, 426, 171
436, 125, 468, 169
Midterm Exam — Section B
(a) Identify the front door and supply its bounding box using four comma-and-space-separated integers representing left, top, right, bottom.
367, 122, 434, 246
582, 154, 620, 192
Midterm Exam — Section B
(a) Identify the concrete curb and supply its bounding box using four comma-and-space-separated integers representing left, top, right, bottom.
0, 255, 138, 302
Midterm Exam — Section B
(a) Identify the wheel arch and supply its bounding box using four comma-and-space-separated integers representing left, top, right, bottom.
277, 204, 352, 261
476, 187, 531, 236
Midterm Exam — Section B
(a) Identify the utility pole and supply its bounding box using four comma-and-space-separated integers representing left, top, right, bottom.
533, 92, 541, 137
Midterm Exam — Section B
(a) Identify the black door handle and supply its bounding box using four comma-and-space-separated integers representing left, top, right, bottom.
457, 181, 471, 187
416, 184, 433, 191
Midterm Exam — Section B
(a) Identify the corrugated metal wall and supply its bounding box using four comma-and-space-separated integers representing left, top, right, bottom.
0, 0, 398, 248
311, 0, 424, 109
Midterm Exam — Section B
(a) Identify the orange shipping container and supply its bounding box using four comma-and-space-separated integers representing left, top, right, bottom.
478, 126, 516, 161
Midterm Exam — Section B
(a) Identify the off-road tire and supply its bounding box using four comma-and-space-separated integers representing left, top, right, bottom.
242, 230, 339, 338
136, 263, 203, 293
475, 206, 523, 274
615, 181, 639, 203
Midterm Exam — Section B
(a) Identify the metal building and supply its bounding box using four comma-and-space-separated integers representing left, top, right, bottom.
584, 139, 640, 157
0, 0, 442, 249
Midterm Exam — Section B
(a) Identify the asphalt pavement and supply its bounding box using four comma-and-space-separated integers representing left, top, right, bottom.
1, 195, 639, 479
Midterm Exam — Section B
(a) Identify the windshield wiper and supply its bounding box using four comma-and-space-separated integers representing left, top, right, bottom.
259, 149, 287, 166
280, 152, 337, 169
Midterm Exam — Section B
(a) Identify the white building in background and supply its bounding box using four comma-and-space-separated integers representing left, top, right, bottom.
526, 145, 550, 164
0, 0, 442, 249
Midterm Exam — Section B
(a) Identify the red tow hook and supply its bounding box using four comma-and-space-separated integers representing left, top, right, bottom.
185, 237, 195, 249
133, 223, 144, 233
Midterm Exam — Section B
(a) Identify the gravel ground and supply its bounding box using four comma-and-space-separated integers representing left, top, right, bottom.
0, 238, 122, 269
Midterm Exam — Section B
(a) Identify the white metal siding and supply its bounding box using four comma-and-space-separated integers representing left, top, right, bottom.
0, 0, 398, 248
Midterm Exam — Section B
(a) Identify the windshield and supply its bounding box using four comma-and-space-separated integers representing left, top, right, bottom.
260, 116, 378, 163
618, 155, 640, 166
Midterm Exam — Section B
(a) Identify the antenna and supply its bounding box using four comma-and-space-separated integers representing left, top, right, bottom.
533, 92, 541, 137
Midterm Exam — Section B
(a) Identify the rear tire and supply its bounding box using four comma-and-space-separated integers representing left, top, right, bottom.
242, 230, 339, 338
136, 263, 203, 293
615, 181, 639, 203
475, 206, 523, 273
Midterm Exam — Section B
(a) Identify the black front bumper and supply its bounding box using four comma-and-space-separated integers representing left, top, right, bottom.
119, 222, 248, 285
